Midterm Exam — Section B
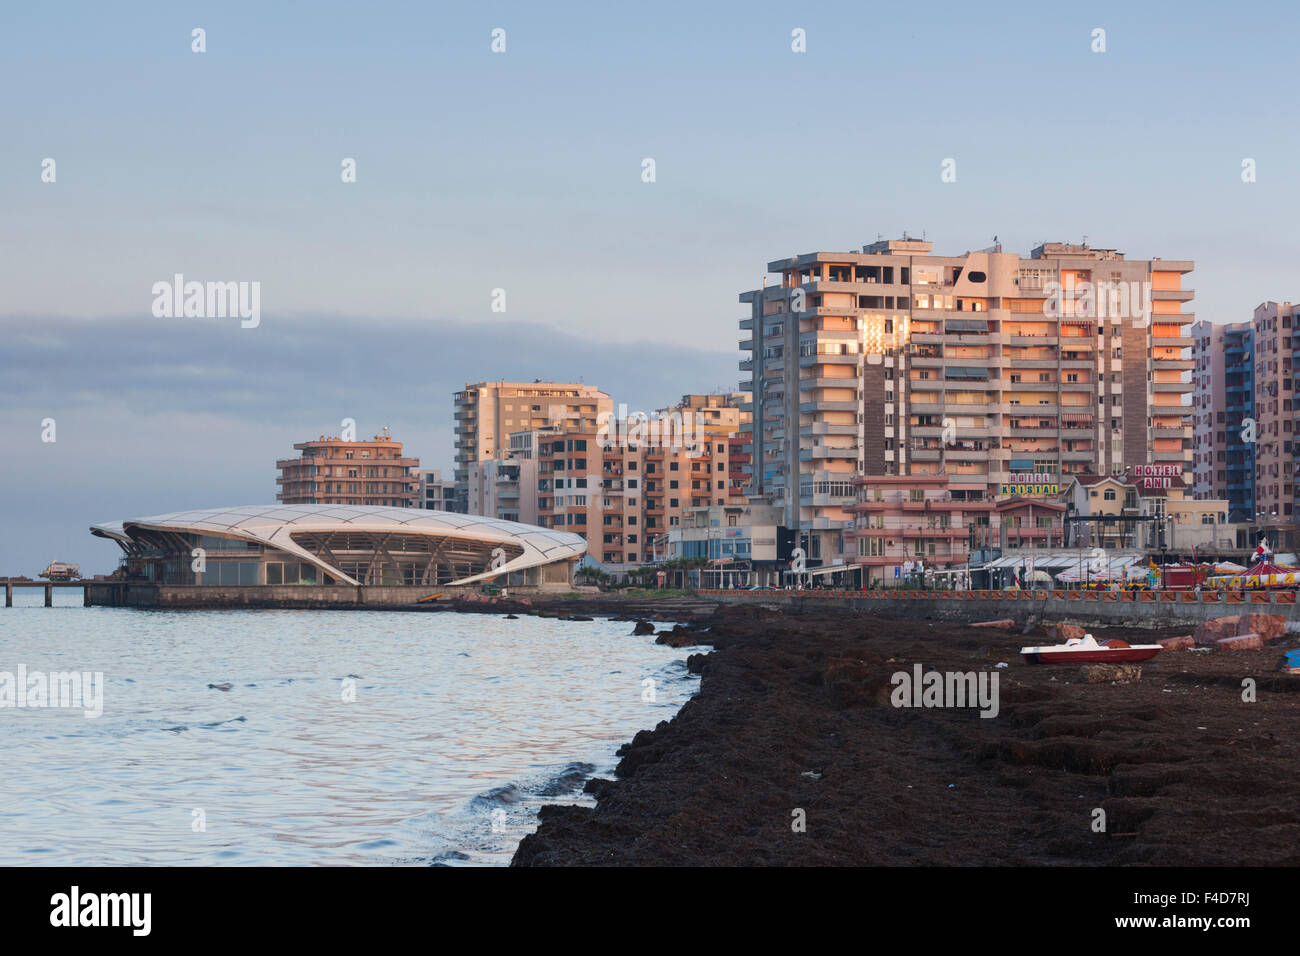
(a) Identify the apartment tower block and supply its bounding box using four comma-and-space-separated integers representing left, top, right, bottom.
453, 381, 612, 513
739, 238, 1194, 566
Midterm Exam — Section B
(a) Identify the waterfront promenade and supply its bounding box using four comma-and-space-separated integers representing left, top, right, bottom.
698, 587, 1300, 628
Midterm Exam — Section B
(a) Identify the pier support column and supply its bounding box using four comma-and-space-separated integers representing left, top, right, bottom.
4, 582, 11, 607
45, 583, 53, 607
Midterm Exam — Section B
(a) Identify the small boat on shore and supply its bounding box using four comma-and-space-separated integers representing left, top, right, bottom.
1020, 634, 1162, 665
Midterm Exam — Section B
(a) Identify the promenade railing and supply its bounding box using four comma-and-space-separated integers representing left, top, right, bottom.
696, 588, 1298, 606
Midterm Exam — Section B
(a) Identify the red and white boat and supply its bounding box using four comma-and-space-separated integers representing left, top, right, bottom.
1020, 634, 1162, 665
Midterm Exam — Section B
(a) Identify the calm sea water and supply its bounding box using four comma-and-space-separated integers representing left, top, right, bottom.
0, 589, 701, 865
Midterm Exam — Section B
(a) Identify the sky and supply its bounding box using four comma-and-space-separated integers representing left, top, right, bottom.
3, 0, 1298, 573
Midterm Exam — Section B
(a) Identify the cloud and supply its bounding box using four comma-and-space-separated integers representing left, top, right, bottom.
0, 312, 737, 573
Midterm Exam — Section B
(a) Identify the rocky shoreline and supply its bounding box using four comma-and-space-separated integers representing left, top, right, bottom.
511, 604, 1300, 866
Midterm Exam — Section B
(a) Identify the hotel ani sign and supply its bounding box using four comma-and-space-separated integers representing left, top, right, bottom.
1132, 464, 1180, 489
999, 473, 1060, 497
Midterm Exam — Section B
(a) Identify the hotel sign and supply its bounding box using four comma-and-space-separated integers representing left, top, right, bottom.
999, 472, 1059, 497
1132, 464, 1180, 489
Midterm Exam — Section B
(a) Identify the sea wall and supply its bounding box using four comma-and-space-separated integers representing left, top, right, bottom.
697, 588, 1300, 629
83, 583, 558, 609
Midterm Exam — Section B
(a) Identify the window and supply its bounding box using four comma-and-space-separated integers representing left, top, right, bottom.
858, 537, 884, 557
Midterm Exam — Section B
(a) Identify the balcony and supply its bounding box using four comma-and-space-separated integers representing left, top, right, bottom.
800, 445, 858, 461
946, 448, 991, 461
800, 401, 857, 413
808, 422, 858, 436
909, 402, 945, 415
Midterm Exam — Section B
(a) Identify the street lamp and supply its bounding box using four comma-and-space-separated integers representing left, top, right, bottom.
1158, 515, 1168, 588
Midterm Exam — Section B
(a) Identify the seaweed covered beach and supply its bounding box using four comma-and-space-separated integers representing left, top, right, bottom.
513, 604, 1300, 866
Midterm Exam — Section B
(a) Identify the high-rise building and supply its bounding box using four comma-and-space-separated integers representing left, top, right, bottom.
533, 399, 747, 569
1192, 320, 1254, 521
739, 238, 1194, 566
1251, 301, 1300, 541
276, 433, 419, 507
452, 381, 611, 512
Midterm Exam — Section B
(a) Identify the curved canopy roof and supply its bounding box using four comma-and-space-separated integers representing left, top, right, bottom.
91, 504, 586, 587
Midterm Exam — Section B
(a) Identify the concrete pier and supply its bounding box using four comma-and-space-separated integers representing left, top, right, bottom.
1, 579, 86, 607
82, 582, 566, 609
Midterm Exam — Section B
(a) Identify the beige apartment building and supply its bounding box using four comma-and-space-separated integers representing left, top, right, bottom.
277, 433, 419, 507
659, 393, 749, 433
739, 237, 1194, 566
453, 381, 611, 512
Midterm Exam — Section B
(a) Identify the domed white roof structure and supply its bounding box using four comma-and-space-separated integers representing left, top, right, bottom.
91, 504, 586, 587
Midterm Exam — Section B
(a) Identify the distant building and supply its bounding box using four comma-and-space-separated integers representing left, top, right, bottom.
453, 381, 612, 512
1251, 302, 1300, 543
276, 433, 418, 508
416, 469, 456, 512
1192, 320, 1254, 521
537, 402, 747, 570
665, 503, 792, 586
1061, 473, 1237, 552
1192, 302, 1300, 546
466, 457, 538, 524
847, 474, 1065, 586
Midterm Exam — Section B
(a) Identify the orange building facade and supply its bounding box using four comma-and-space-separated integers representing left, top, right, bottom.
276, 434, 419, 508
